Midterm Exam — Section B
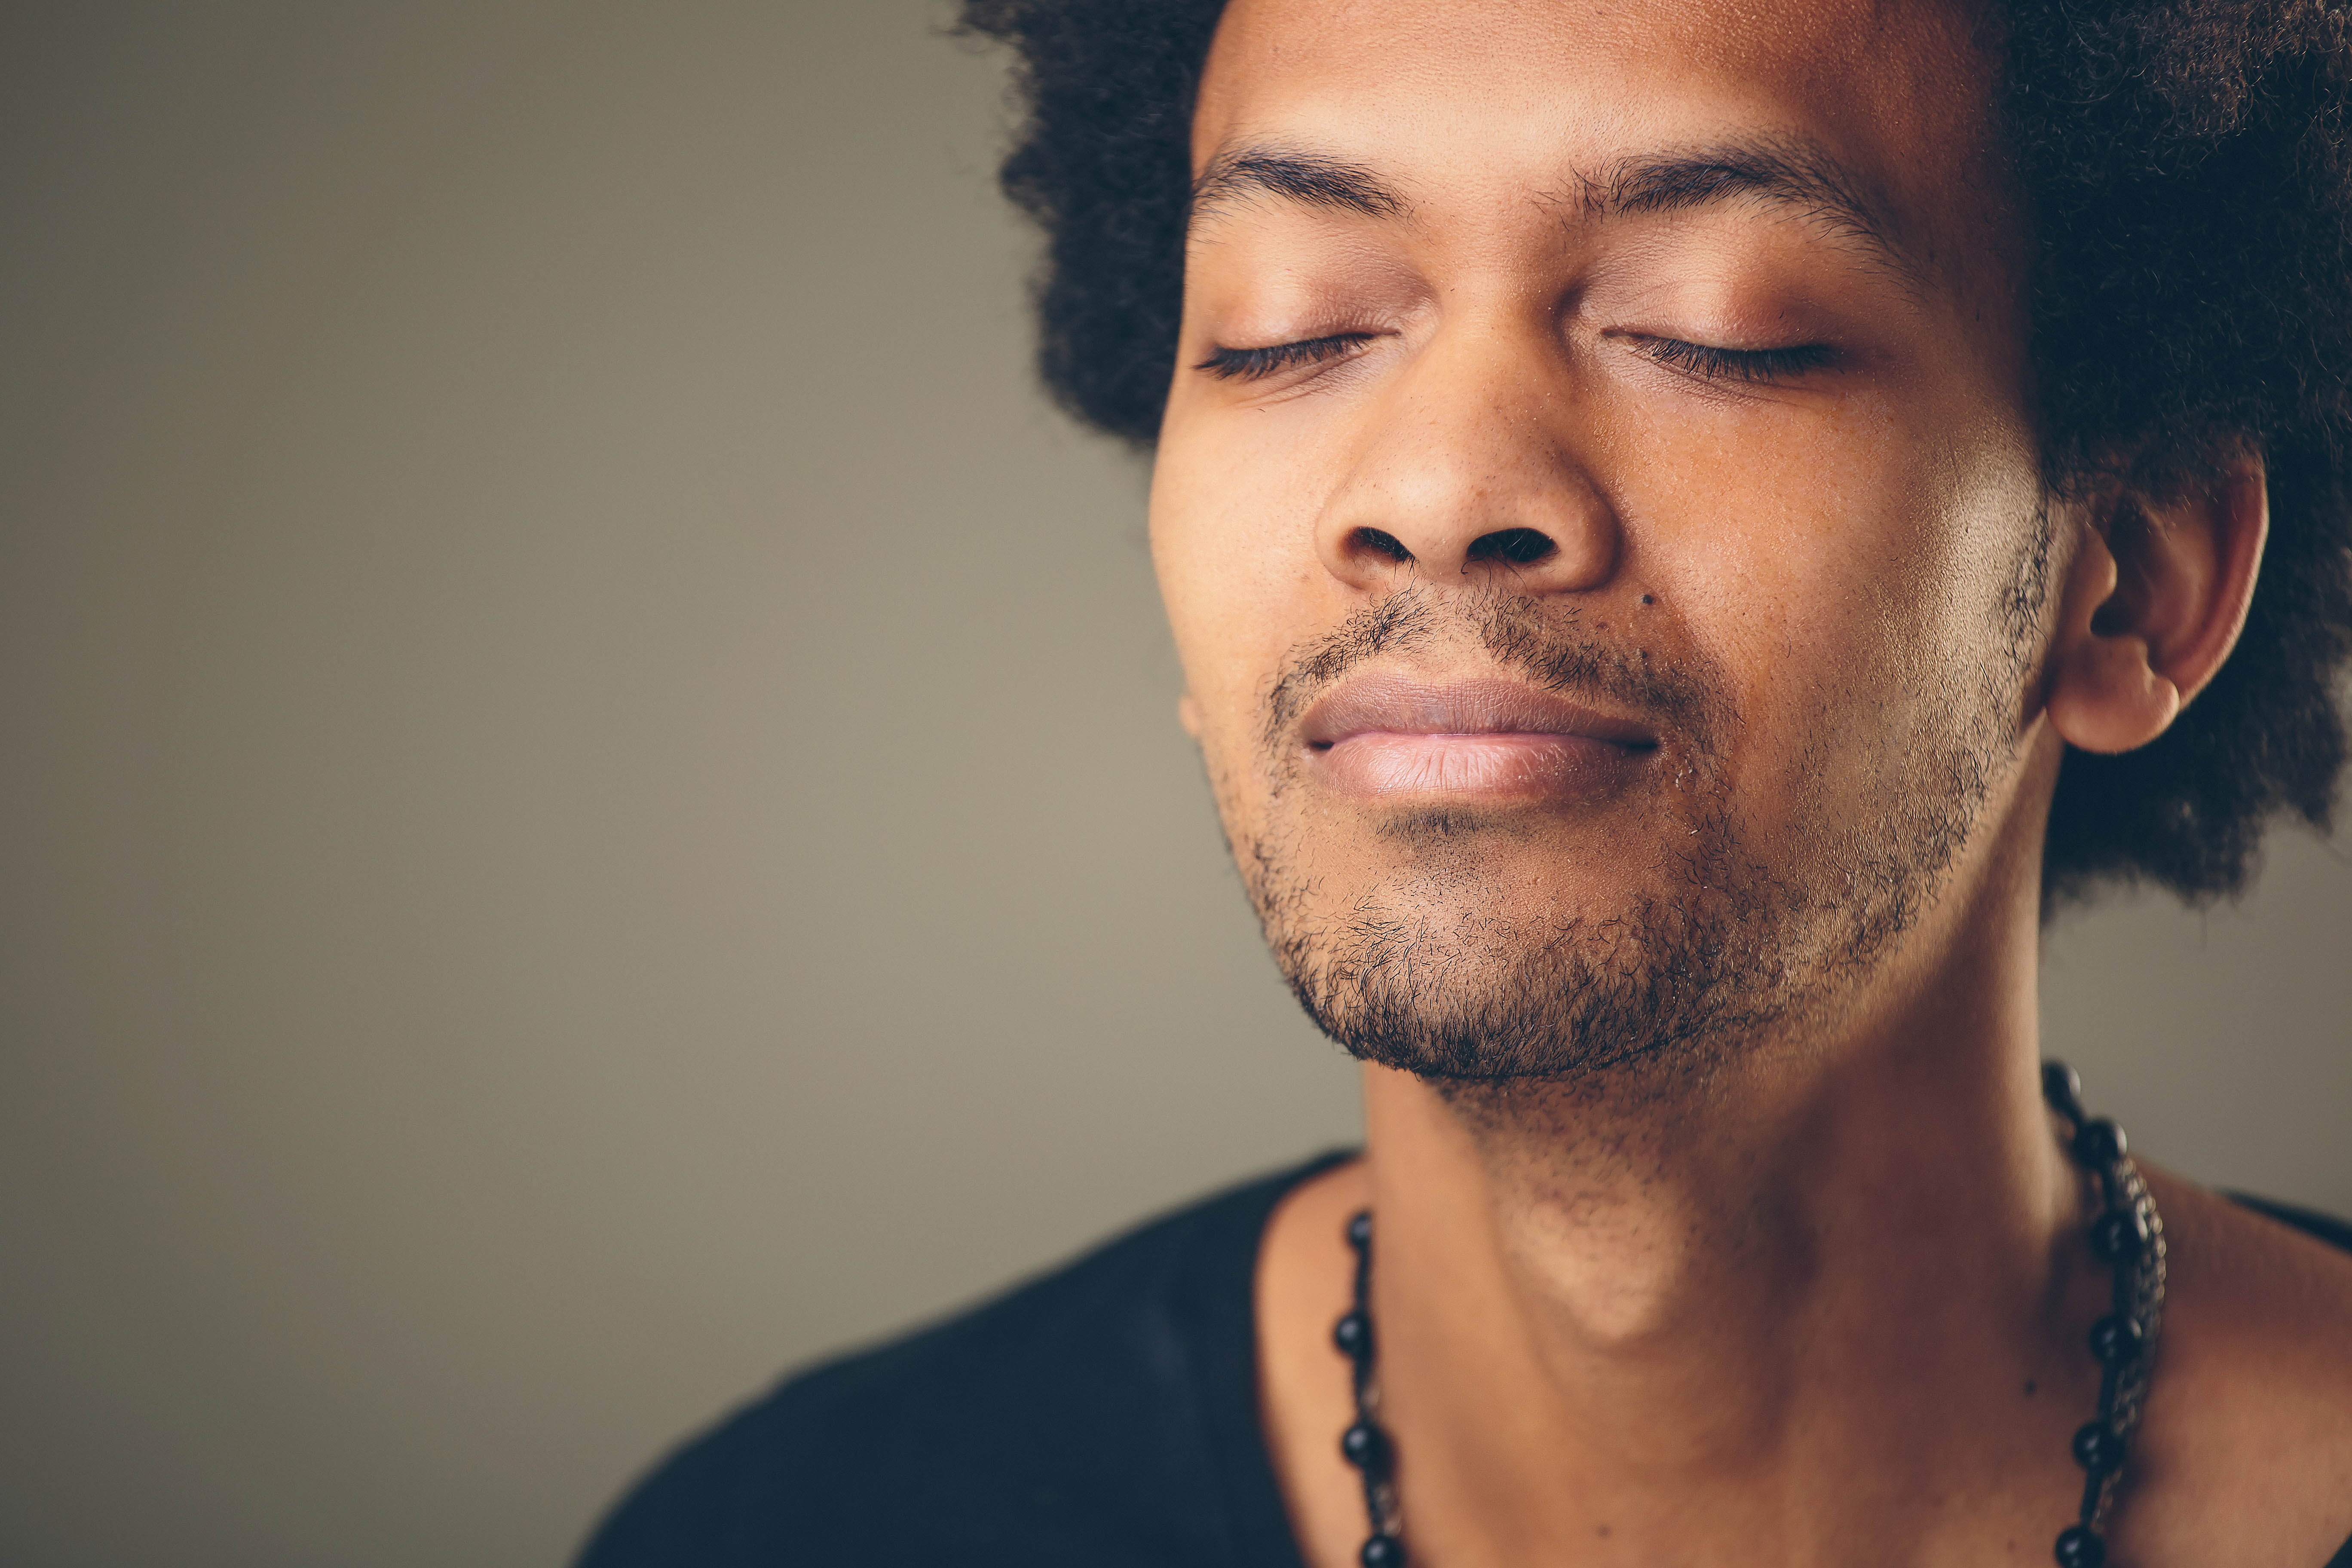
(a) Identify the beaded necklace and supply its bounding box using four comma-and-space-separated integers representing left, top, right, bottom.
1330, 1061, 2167, 1568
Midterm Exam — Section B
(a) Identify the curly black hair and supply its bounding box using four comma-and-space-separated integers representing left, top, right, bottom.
959, 0, 2352, 910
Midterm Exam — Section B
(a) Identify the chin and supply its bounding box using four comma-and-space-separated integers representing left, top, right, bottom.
1251, 856, 1760, 1082
1314, 804, 1674, 917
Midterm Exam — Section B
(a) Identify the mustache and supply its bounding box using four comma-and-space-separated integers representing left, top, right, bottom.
1261, 587, 1726, 755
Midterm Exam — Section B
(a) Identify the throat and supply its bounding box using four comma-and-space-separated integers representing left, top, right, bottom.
1276, 1045, 2088, 1564
1371, 1066, 1826, 1458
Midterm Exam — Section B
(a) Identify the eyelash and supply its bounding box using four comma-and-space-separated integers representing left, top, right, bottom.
1636, 337, 1835, 383
1194, 333, 1375, 380
1193, 332, 1834, 384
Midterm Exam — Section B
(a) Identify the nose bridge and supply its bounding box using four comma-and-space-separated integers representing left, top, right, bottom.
1315, 316, 1619, 592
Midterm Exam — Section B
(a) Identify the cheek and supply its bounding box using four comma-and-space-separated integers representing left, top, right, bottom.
1148, 444, 1271, 801
1621, 390, 2038, 788
1147, 410, 1334, 743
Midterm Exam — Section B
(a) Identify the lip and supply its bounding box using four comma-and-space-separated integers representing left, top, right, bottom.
1298, 674, 1659, 802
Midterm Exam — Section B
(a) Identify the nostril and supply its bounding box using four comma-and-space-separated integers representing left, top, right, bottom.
1350, 527, 1416, 564
1465, 527, 1558, 566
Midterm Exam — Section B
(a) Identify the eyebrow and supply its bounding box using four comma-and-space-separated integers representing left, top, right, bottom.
1586, 139, 1914, 279
1189, 145, 1406, 224
1188, 136, 1917, 280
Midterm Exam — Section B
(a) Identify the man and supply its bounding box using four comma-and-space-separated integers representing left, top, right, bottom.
579, 0, 2352, 1563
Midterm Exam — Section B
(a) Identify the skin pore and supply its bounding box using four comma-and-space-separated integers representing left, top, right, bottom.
1146, 2, 2352, 1565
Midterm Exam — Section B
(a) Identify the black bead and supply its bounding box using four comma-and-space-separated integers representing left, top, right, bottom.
1334, 1310, 1374, 1363
2071, 1118, 2127, 1168
2042, 1061, 2083, 1113
1347, 1210, 1374, 1250
1341, 1420, 1390, 1473
1360, 1533, 1407, 1568
2054, 1525, 2106, 1568
2072, 1418, 2128, 1474
2089, 1208, 2146, 1266
2087, 1313, 2144, 1368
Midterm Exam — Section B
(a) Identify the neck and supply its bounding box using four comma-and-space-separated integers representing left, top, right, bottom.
1353, 847, 2093, 1559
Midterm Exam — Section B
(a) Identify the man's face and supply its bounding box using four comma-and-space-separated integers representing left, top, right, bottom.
1149, 0, 2057, 1080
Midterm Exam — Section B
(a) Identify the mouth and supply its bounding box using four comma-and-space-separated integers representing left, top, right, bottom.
1297, 673, 1660, 802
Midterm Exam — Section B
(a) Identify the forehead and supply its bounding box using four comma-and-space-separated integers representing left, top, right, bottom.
1194, 0, 2008, 273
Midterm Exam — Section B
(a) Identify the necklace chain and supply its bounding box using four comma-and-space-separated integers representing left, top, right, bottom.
1331, 1060, 2167, 1568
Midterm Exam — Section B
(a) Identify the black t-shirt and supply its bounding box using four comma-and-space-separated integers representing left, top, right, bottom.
576, 1154, 2352, 1568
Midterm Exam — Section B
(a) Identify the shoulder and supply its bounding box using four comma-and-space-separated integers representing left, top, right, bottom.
574, 1155, 1345, 1568
2113, 1173, 2352, 1568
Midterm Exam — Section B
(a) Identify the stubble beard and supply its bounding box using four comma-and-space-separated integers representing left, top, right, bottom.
1221, 574, 2040, 1089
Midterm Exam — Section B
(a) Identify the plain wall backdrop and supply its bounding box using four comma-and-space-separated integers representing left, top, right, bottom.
1, 4, 2346, 1565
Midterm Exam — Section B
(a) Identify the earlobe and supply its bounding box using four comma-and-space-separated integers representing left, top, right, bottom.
1178, 692, 1203, 738
2041, 455, 2268, 757
2046, 622, 2181, 755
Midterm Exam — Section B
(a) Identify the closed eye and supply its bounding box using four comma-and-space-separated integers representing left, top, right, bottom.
1634, 336, 1835, 383
1195, 332, 1375, 381
1196, 331, 1830, 384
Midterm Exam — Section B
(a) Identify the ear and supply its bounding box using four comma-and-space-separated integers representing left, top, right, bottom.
2044, 453, 2268, 756
1177, 692, 1203, 738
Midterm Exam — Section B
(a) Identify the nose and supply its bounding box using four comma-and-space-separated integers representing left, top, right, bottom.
1314, 326, 1621, 595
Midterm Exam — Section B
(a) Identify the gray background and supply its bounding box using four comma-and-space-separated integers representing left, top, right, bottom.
1, 4, 2343, 1565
